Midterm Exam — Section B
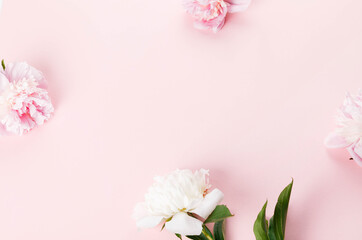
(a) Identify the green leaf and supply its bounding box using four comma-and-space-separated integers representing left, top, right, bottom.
176, 233, 182, 239
268, 217, 277, 240
1, 59, 5, 71
214, 220, 225, 240
187, 236, 202, 240
204, 205, 233, 224
268, 180, 293, 240
253, 201, 269, 240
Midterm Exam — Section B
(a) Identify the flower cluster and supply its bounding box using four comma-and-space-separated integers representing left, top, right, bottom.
0, 61, 54, 135
183, 0, 251, 32
133, 169, 224, 236
325, 91, 362, 166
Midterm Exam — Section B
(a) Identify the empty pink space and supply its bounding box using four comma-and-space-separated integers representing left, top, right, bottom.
0, 0, 361, 239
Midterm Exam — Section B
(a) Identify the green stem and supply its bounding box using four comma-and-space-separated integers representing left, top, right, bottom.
202, 228, 214, 240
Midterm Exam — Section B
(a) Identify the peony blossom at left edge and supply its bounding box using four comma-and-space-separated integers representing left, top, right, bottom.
0, 60, 54, 136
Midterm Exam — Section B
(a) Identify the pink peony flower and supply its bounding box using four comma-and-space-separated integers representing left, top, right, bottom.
0, 61, 54, 136
183, 0, 251, 32
325, 90, 362, 166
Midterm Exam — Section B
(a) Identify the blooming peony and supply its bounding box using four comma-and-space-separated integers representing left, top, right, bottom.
0, 61, 54, 135
133, 169, 224, 236
183, 0, 251, 32
325, 90, 362, 166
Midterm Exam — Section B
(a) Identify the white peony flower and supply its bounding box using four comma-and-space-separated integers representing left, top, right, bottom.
133, 169, 224, 236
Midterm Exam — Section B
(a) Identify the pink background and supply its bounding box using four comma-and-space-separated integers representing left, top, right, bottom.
0, 0, 362, 239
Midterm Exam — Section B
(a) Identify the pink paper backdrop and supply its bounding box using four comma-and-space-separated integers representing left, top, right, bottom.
0, 0, 362, 239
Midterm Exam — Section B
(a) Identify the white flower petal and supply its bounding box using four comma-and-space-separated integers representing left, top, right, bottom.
143, 169, 210, 218
133, 202, 164, 229
136, 215, 164, 229
191, 188, 224, 219
165, 212, 203, 236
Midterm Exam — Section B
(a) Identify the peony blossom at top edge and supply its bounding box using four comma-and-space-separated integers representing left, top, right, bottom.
183, 0, 251, 32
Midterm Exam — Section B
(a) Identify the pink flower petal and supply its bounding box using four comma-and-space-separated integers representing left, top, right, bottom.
212, 18, 226, 33
0, 123, 8, 136
226, 0, 251, 12
0, 72, 9, 94
5, 62, 46, 88
183, 0, 228, 32
324, 132, 351, 148
193, 21, 210, 30
348, 141, 362, 167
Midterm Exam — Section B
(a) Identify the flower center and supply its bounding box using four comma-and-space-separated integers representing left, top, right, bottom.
2, 77, 39, 108
195, 0, 226, 21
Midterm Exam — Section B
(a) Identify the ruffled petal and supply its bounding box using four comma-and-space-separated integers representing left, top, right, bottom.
190, 188, 224, 219
193, 21, 210, 30
348, 141, 362, 167
4, 62, 31, 83
324, 132, 351, 148
0, 123, 8, 136
4, 62, 46, 88
165, 212, 203, 235
212, 19, 225, 33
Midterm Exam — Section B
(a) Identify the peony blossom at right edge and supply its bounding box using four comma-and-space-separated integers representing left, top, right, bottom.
325, 90, 362, 167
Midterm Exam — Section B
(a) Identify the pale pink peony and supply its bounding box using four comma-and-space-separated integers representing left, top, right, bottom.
325, 90, 362, 166
183, 0, 251, 32
0, 61, 54, 136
